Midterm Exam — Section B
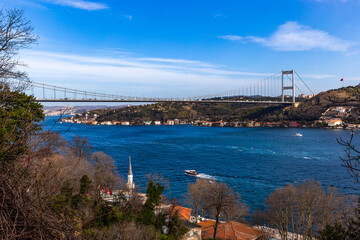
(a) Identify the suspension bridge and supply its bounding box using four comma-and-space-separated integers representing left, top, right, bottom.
26, 70, 314, 105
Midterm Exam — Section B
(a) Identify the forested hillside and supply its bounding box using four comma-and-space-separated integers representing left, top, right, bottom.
92, 85, 360, 123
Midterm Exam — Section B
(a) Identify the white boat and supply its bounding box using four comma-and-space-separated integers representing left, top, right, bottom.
185, 170, 198, 176
295, 133, 303, 137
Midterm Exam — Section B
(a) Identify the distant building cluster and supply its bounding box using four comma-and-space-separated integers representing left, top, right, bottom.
298, 93, 315, 99
60, 105, 360, 130
61, 115, 191, 126
316, 106, 360, 129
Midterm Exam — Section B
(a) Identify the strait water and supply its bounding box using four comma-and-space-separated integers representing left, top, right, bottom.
44, 116, 360, 211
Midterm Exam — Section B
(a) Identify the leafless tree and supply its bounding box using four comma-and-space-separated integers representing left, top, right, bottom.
90, 151, 122, 201
0, 8, 38, 92
87, 221, 159, 240
68, 136, 92, 161
186, 178, 210, 217
338, 131, 360, 183
0, 169, 81, 240
222, 200, 249, 222
202, 181, 249, 239
0, 131, 85, 239
261, 180, 356, 240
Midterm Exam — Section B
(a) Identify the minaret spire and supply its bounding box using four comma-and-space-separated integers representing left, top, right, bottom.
126, 155, 135, 191
128, 155, 132, 175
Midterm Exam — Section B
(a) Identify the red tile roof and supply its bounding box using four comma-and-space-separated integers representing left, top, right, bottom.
171, 206, 192, 221
201, 221, 262, 240
197, 220, 216, 228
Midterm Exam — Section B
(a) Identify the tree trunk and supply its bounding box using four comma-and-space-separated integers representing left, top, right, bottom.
213, 213, 220, 239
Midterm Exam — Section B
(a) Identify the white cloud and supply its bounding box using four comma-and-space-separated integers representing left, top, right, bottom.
49, 0, 108, 10
21, 50, 273, 97
218, 35, 244, 41
220, 21, 356, 52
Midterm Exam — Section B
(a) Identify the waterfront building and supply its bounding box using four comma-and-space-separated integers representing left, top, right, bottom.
254, 122, 261, 127
126, 156, 135, 191
289, 121, 301, 128
326, 118, 343, 127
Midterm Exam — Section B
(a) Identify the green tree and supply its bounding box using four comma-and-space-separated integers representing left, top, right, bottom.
72, 175, 93, 209
80, 174, 92, 195
139, 180, 165, 226
0, 85, 44, 166
319, 223, 348, 240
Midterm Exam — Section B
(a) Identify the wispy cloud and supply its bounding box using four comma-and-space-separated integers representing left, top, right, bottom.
214, 13, 228, 18
218, 35, 243, 41
138, 57, 215, 68
219, 21, 356, 52
21, 50, 274, 97
123, 15, 133, 20
302, 74, 336, 79
48, 0, 108, 10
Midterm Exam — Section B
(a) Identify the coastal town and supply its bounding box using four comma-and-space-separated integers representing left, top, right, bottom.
60, 105, 360, 130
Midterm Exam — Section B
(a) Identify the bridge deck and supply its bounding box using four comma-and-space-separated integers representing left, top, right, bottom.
36, 99, 294, 104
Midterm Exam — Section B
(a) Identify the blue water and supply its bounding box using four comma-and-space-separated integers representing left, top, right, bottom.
44, 116, 360, 210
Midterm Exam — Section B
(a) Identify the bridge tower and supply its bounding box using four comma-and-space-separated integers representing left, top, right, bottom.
281, 70, 296, 103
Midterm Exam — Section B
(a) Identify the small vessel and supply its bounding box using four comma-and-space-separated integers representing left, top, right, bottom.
185, 170, 198, 176
295, 133, 303, 137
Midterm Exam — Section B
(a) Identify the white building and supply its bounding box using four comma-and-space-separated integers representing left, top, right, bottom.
327, 118, 343, 127
167, 120, 175, 125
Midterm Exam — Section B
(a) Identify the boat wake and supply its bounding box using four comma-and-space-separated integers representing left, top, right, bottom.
196, 173, 216, 180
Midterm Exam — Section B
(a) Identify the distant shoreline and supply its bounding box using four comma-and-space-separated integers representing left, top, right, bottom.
54, 119, 358, 131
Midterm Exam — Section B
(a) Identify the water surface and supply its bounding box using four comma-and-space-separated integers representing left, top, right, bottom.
44, 117, 360, 210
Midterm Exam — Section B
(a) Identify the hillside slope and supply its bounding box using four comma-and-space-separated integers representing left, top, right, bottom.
87, 85, 360, 124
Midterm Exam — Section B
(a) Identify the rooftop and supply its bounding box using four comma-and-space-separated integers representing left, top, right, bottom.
201, 221, 263, 240
171, 206, 192, 221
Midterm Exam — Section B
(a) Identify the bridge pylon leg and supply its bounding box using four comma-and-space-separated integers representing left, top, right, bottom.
281, 70, 296, 104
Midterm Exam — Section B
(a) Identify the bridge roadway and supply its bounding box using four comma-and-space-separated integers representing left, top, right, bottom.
36, 99, 294, 104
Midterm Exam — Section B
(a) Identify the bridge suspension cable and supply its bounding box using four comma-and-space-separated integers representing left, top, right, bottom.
6, 69, 314, 104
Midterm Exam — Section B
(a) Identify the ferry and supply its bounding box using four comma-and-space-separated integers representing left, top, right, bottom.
295, 133, 303, 137
185, 170, 198, 176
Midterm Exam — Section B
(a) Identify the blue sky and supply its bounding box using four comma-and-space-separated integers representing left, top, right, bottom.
2, 0, 360, 98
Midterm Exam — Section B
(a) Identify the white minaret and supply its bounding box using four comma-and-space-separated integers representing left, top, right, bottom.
126, 156, 135, 191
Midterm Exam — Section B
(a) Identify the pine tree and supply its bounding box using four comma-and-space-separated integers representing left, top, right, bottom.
138, 180, 164, 226
319, 223, 348, 240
